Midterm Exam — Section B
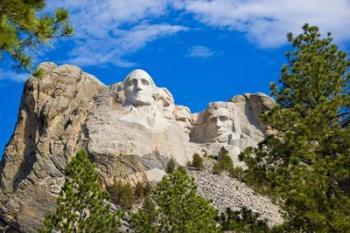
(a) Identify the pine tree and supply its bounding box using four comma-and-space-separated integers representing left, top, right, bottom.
135, 181, 153, 200
219, 207, 270, 233
131, 168, 220, 233
241, 24, 350, 232
166, 157, 176, 174
213, 147, 234, 175
119, 183, 133, 210
0, 0, 73, 71
38, 149, 119, 233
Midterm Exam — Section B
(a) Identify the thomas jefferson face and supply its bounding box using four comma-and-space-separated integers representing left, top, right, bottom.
206, 107, 233, 142
123, 70, 156, 106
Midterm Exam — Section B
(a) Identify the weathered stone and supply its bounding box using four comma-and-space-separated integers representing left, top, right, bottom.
0, 63, 105, 233
189, 158, 283, 226
0, 64, 277, 232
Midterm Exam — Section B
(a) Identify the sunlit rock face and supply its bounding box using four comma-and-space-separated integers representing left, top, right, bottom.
0, 63, 275, 233
174, 105, 193, 136
123, 69, 157, 107
191, 102, 241, 144
85, 69, 194, 187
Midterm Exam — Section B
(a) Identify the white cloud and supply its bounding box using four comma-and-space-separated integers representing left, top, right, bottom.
187, 45, 215, 58
46, 0, 185, 67
177, 0, 350, 47
0, 70, 28, 82
67, 23, 187, 67
40, 0, 350, 69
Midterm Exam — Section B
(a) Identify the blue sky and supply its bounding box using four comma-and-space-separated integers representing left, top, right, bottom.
1, 0, 350, 155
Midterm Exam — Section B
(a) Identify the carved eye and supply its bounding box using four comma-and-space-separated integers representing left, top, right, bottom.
219, 116, 229, 121
141, 79, 150, 85
210, 117, 217, 123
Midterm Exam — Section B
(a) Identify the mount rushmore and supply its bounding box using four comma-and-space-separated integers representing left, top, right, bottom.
0, 63, 276, 232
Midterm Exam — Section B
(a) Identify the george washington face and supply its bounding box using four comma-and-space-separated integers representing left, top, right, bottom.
123, 69, 157, 106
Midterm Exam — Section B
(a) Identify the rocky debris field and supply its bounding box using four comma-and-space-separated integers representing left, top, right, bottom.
189, 158, 284, 226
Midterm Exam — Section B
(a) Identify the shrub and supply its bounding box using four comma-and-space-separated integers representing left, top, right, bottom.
192, 153, 204, 170
229, 167, 244, 179
219, 207, 270, 233
212, 162, 223, 175
166, 157, 176, 173
135, 182, 145, 199
120, 183, 133, 210
108, 180, 134, 210
212, 147, 235, 175
135, 181, 153, 200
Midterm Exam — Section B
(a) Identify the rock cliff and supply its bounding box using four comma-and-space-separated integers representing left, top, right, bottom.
0, 63, 278, 232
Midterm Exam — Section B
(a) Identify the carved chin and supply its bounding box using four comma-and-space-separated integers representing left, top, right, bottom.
215, 134, 229, 143
134, 99, 152, 106
128, 96, 154, 106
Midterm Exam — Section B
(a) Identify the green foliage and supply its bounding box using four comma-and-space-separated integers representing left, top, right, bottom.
131, 168, 220, 233
218, 207, 270, 233
241, 24, 350, 232
166, 157, 176, 174
131, 197, 159, 233
212, 147, 234, 175
108, 180, 134, 210
38, 149, 119, 233
120, 183, 133, 210
135, 181, 153, 200
191, 153, 204, 170
0, 0, 73, 71
212, 162, 223, 175
229, 166, 244, 179
143, 182, 153, 196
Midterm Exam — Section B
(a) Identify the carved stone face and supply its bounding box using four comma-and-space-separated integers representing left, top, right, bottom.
174, 106, 192, 134
158, 88, 175, 119
189, 101, 242, 144
123, 69, 156, 106
206, 107, 233, 142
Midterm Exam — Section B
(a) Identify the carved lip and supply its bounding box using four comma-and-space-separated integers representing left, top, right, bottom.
134, 91, 150, 98
216, 129, 227, 136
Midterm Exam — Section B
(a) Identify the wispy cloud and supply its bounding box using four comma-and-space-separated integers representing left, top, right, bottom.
46, 0, 185, 67
0, 70, 28, 82
38, 0, 350, 68
177, 0, 350, 47
187, 45, 215, 58
67, 23, 187, 67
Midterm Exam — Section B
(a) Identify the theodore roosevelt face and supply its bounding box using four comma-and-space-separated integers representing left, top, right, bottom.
174, 106, 192, 134
123, 70, 156, 106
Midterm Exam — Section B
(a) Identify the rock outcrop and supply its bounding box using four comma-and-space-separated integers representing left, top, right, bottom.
0, 63, 276, 232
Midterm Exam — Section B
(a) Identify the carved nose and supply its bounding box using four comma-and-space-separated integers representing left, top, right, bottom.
135, 82, 143, 91
216, 121, 223, 128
